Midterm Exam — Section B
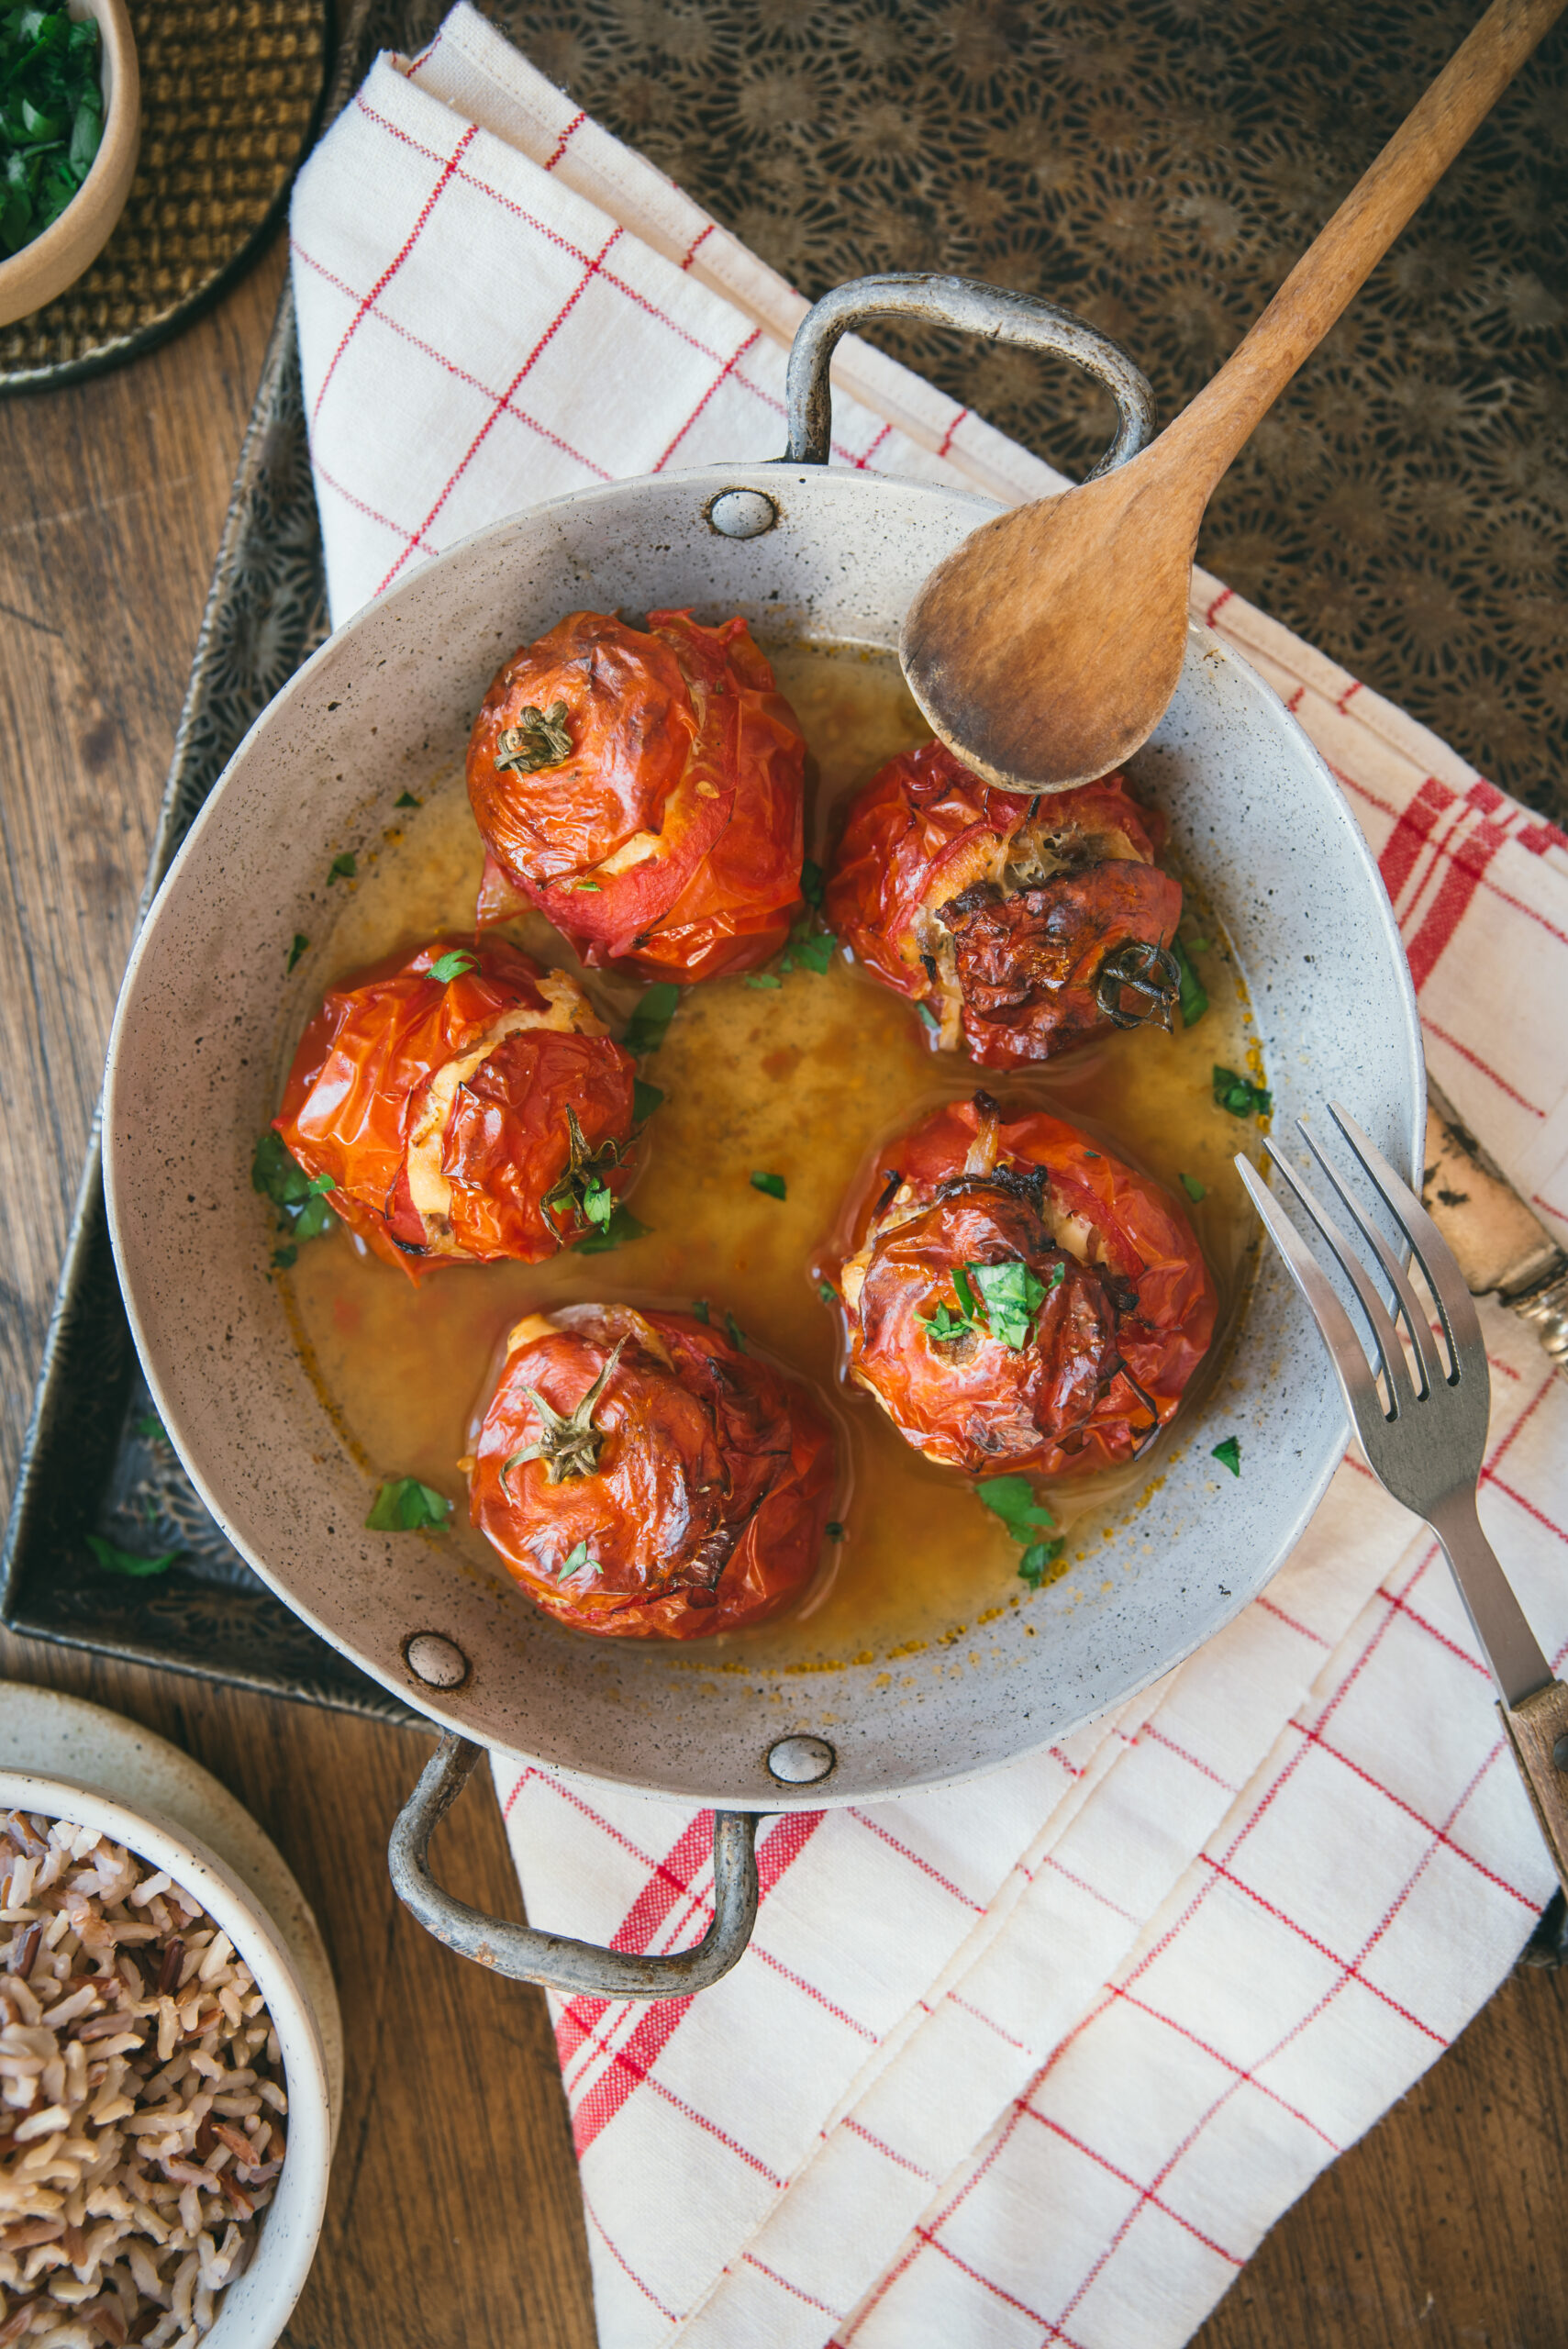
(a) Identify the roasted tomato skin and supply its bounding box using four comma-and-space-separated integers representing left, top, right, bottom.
834, 1097, 1217, 1478
469, 1306, 837, 1640
274, 938, 636, 1283
467, 607, 806, 983
826, 740, 1182, 1065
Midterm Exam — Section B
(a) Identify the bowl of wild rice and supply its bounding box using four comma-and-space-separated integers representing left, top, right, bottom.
0, 1771, 333, 2349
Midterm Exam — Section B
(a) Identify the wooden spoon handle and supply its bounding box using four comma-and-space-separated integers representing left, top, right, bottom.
1171, 0, 1566, 479
1498, 1681, 1568, 1898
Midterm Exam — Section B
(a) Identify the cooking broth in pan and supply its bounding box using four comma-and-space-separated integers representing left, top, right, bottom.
281, 642, 1263, 1671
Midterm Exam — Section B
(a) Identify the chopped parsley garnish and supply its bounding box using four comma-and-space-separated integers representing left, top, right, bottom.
395, 790, 422, 808
1214, 1066, 1271, 1120
86, 1535, 175, 1579
826, 1520, 845, 1540
570, 879, 602, 892
0, 3, 104, 258
327, 852, 357, 883
252, 1131, 338, 1246
495, 700, 573, 775
1170, 939, 1208, 1029
1179, 1172, 1207, 1203
691, 1298, 711, 1324
800, 858, 826, 909
428, 948, 480, 982
271, 1243, 297, 1271
1212, 1436, 1242, 1477
787, 925, 836, 975
623, 982, 680, 1058
287, 933, 309, 973
557, 1540, 593, 1581
751, 1170, 787, 1200
725, 1310, 747, 1353
745, 974, 783, 989
817, 1279, 835, 1306
365, 1478, 453, 1531
132, 1410, 167, 1444
976, 1475, 1058, 1542
917, 1001, 940, 1030
631, 1078, 664, 1123
574, 1204, 651, 1254
925, 1259, 1050, 1353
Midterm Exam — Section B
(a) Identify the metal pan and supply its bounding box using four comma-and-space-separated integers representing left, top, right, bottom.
102, 276, 1423, 1995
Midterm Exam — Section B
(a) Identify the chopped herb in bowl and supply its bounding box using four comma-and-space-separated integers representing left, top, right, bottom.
0, 2, 106, 258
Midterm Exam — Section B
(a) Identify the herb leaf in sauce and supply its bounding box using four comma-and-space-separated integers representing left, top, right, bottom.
574, 1205, 651, 1254
817, 1280, 835, 1306
495, 700, 573, 775
133, 1410, 167, 1445
631, 1079, 664, 1123
751, 1170, 787, 1200
365, 1478, 453, 1531
557, 1540, 593, 1581
976, 1475, 1058, 1542
745, 974, 783, 990
691, 1298, 711, 1324
800, 858, 825, 909
1212, 1436, 1242, 1477
788, 924, 836, 975
724, 1310, 747, 1353
623, 983, 680, 1058
917, 1001, 940, 1031
327, 852, 357, 883
287, 933, 309, 973
1213, 1066, 1272, 1120
252, 1131, 339, 1248
86, 1535, 176, 1579
1171, 939, 1208, 1029
428, 949, 480, 982
1179, 1173, 1207, 1204
395, 791, 421, 809
1018, 1539, 1066, 1589
826, 1520, 845, 1540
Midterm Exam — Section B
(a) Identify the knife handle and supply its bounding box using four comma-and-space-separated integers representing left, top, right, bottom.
1497, 1680, 1568, 1896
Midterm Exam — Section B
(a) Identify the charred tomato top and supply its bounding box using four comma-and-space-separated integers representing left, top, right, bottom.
274, 937, 637, 1282
826, 740, 1183, 1065
829, 1094, 1217, 1477
467, 1303, 837, 1639
468, 607, 806, 983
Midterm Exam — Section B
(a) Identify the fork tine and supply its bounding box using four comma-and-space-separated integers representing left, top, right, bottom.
1293, 1119, 1438, 1399
1262, 1141, 1414, 1416
1233, 1157, 1385, 1434
1327, 1102, 1483, 1382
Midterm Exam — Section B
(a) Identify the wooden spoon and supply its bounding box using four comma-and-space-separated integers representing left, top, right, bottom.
900, 0, 1567, 793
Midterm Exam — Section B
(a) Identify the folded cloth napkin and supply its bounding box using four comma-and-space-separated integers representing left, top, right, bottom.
291, 14, 1568, 2342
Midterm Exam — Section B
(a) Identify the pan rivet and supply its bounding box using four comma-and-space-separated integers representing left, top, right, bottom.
767, 1734, 836, 1786
404, 1631, 471, 1690
707, 488, 778, 540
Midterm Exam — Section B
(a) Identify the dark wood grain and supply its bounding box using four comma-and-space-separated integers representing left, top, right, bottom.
1, 229, 1566, 2349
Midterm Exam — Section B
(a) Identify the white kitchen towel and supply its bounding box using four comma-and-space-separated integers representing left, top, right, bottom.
290, 12, 1568, 2343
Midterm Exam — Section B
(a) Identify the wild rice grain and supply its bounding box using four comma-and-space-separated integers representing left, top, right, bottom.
0, 1813, 288, 2344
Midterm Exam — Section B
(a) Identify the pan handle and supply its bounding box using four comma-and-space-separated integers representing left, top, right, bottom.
388, 1732, 762, 1999
784, 271, 1155, 477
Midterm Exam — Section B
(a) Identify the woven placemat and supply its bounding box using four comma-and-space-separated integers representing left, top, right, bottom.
0, 0, 332, 393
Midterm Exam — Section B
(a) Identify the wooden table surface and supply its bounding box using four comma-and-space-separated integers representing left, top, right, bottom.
3, 239, 1566, 2349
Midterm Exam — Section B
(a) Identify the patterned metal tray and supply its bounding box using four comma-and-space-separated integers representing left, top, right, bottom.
0, 279, 416, 1726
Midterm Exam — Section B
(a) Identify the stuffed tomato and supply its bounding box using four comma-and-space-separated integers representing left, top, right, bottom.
467, 1303, 837, 1639
828, 1093, 1216, 1478
468, 607, 806, 983
274, 938, 638, 1281
826, 740, 1183, 1065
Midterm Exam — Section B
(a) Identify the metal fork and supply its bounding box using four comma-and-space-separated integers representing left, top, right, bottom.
1236, 1103, 1568, 1895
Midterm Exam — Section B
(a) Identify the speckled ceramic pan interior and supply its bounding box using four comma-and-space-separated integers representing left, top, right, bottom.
103, 463, 1422, 1809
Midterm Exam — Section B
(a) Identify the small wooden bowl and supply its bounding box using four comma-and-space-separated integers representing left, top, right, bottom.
0, 0, 140, 329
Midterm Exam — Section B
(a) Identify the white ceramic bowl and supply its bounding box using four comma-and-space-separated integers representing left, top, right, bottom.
0, 1732, 335, 2348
